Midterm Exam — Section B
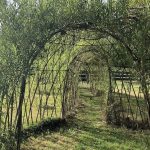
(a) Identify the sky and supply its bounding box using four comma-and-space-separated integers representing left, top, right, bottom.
7, 0, 13, 4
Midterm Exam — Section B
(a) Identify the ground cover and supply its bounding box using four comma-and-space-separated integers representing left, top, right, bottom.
22, 87, 150, 150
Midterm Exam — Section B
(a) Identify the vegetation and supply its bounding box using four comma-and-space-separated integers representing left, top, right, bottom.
0, 0, 150, 149
22, 87, 150, 150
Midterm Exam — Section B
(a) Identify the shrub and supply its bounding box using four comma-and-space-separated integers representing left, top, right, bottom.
0, 129, 16, 150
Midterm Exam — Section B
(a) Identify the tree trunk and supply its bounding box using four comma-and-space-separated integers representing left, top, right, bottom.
16, 75, 26, 150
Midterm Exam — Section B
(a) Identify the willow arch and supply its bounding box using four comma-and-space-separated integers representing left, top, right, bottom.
0, 24, 149, 150
0, 1, 150, 149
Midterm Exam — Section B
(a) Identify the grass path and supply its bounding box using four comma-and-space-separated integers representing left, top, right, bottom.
22, 87, 150, 150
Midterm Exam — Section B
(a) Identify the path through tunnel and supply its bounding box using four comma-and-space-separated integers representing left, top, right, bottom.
61, 49, 109, 120
22, 81, 149, 150
0, 12, 150, 150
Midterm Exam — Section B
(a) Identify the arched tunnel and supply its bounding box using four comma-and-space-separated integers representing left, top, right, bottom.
1, 29, 150, 133
0, 10, 150, 150
1, 1, 150, 150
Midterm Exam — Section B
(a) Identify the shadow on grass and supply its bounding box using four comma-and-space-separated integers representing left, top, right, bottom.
22, 87, 150, 150
61, 117, 150, 150
22, 118, 69, 139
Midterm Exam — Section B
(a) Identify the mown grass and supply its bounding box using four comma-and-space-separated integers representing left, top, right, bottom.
1, 88, 62, 129
22, 87, 150, 150
112, 80, 148, 124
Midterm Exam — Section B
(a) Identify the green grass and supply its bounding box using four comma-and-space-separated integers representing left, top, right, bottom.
1, 88, 62, 129
112, 80, 148, 123
22, 87, 150, 150
114, 80, 144, 98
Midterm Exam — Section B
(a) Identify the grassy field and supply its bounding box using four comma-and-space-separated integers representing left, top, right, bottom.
114, 80, 144, 97
112, 80, 149, 123
22, 87, 150, 150
0, 83, 62, 129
